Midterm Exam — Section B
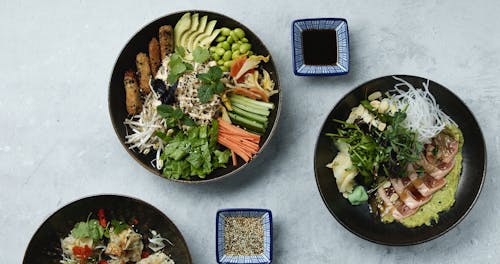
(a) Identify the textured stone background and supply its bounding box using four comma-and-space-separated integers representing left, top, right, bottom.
1, 0, 498, 263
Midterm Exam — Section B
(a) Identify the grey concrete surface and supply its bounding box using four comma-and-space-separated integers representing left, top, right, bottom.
1, 0, 499, 263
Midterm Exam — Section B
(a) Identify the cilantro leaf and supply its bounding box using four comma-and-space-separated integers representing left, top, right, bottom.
182, 116, 197, 127
175, 46, 186, 57
214, 82, 225, 94
171, 63, 187, 76
197, 73, 211, 83
70, 219, 104, 241
110, 220, 129, 234
196, 66, 225, 103
198, 84, 214, 103
208, 66, 223, 80
157, 104, 198, 128
193, 46, 210, 63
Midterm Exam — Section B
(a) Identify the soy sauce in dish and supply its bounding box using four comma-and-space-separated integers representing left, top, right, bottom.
302, 29, 337, 65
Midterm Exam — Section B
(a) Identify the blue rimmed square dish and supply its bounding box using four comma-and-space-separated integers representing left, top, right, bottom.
292, 18, 349, 76
216, 209, 272, 264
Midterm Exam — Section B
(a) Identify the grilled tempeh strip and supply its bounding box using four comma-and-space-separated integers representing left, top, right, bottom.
159, 25, 174, 59
148, 37, 161, 74
136, 52, 152, 94
124, 70, 142, 115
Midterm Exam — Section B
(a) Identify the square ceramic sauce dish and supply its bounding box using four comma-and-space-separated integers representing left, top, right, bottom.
292, 18, 349, 76
216, 209, 273, 264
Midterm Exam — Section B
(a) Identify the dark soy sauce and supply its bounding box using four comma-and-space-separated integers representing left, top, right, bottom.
301, 29, 337, 65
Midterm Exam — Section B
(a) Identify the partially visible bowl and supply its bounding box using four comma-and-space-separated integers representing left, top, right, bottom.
314, 75, 486, 245
23, 194, 192, 263
292, 18, 349, 76
216, 208, 272, 264
109, 10, 281, 183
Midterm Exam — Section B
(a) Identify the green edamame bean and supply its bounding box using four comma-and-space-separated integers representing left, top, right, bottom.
229, 31, 240, 41
221, 41, 230, 50
220, 27, 231, 36
234, 28, 245, 39
239, 43, 252, 53
216, 42, 223, 48
240, 37, 249, 43
226, 36, 234, 44
212, 53, 221, 61
209, 46, 217, 53
224, 60, 233, 68
231, 43, 240, 52
232, 50, 241, 60
216, 35, 226, 42
220, 65, 229, 72
217, 59, 225, 66
223, 50, 232, 61
215, 47, 225, 56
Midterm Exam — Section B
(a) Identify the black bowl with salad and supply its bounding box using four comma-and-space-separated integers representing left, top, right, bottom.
314, 75, 486, 245
109, 10, 281, 183
23, 195, 192, 263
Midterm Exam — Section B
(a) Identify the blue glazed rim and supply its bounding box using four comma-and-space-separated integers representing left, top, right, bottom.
216, 208, 273, 264
292, 18, 350, 76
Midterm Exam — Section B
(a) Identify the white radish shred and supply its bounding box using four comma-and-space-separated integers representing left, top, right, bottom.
148, 230, 173, 252
390, 76, 457, 143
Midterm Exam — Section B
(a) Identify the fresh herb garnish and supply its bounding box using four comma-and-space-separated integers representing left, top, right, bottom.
157, 104, 196, 128
327, 110, 423, 185
70, 214, 105, 241
192, 46, 210, 64
197, 66, 224, 103
110, 219, 129, 234
167, 46, 194, 85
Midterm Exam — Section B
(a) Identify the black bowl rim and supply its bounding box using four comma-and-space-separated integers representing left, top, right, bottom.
23, 193, 192, 262
313, 74, 487, 246
108, 9, 282, 184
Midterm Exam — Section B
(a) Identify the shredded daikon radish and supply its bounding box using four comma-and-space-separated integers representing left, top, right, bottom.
390, 76, 456, 143
148, 230, 173, 252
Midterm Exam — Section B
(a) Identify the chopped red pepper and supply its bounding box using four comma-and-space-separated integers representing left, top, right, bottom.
132, 218, 139, 225
141, 251, 151, 258
97, 208, 107, 227
72, 245, 93, 263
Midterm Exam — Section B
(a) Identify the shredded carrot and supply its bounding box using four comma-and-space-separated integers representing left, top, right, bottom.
232, 87, 261, 100
217, 118, 261, 163
249, 87, 269, 102
231, 150, 237, 166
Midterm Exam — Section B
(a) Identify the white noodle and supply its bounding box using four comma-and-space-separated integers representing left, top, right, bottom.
390, 76, 456, 143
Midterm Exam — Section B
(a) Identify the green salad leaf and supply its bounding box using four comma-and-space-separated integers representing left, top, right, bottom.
158, 120, 230, 179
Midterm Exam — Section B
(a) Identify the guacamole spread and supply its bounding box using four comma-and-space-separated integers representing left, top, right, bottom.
382, 126, 463, 227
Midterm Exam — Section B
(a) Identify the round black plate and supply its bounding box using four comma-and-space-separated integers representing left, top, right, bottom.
314, 75, 486, 245
109, 10, 281, 183
23, 195, 192, 263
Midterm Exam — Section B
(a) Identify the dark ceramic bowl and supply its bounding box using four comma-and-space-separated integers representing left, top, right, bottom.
23, 195, 192, 263
109, 10, 281, 183
314, 75, 486, 245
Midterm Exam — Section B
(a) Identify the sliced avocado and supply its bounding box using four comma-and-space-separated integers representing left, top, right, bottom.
174, 12, 191, 47
192, 20, 217, 50
180, 13, 199, 49
199, 29, 221, 48
186, 15, 208, 52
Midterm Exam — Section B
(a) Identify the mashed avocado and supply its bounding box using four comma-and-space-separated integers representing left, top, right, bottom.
382, 125, 463, 227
